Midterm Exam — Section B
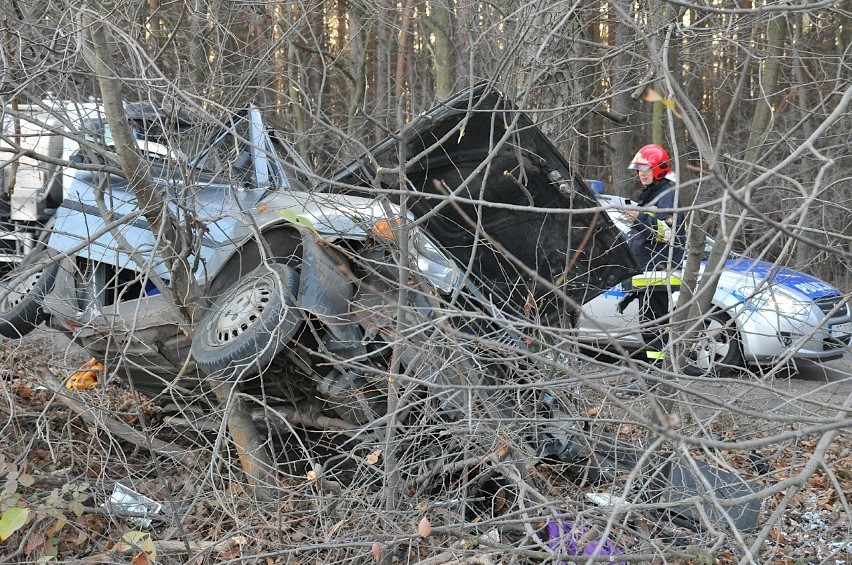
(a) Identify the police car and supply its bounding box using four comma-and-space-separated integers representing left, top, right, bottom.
578, 194, 852, 375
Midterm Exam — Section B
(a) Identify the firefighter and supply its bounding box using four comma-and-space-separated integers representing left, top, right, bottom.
618, 143, 685, 395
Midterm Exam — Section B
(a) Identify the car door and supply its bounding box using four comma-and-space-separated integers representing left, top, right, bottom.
579, 281, 644, 346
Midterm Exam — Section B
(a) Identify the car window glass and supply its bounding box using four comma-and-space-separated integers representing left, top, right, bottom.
189, 118, 273, 189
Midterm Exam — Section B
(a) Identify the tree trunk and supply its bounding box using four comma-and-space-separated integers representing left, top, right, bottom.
81, 14, 201, 324
692, 12, 787, 321
346, 6, 370, 137
188, 1, 209, 93
792, 14, 814, 272
211, 381, 277, 501
394, 0, 412, 104
423, 0, 456, 101
649, 0, 674, 144
83, 10, 274, 499
740, 12, 786, 182
608, 0, 638, 197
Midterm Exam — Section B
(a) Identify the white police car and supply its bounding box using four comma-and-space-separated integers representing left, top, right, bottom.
578, 194, 852, 375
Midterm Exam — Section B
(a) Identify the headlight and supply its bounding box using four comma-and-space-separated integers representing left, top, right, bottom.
410, 230, 462, 293
371, 218, 462, 293
769, 291, 809, 316
740, 286, 809, 317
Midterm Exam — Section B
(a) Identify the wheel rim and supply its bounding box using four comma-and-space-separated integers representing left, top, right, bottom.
213, 277, 275, 344
0, 271, 42, 311
692, 318, 731, 370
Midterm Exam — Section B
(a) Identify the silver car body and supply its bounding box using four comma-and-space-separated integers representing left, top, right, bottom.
1, 101, 103, 263
39, 105, 428, 376
1, 100, 103, 208
578, 195, 852, 365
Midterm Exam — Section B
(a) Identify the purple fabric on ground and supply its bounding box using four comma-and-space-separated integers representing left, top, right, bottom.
544, 519, 626, 564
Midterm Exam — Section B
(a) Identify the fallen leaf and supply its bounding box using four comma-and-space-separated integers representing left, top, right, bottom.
0, 507, 30, 541
217, 548, 241, 560
24, 531, 46, 553
120, 531, 157, 560
131, 552, 151, 565
418, 515, 431, 538
328, 519, 344, 536
68, 501, 85, 517
522, 293, 536, 315
492, 486, 506, 514
372, 542, 381, 562
46, 518, 66, 537
365, 450, 382, 465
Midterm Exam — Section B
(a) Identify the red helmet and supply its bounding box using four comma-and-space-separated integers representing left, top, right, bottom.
628, 144, 670, 181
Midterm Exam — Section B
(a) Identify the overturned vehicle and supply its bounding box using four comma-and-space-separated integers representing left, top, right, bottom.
0, 85, 761, 539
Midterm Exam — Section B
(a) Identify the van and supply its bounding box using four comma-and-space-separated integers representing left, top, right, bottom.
1, 100, 102, 268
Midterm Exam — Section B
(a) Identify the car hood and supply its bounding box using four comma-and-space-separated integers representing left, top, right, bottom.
332, 84, 639, 319
723, 258, 841, 300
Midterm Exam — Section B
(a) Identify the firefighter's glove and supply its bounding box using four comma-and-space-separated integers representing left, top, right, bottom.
616, 292, 638, 315
654, 218, 673, 243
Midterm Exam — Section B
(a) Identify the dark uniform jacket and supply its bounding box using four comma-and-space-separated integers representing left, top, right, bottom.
627, 177, 686, 270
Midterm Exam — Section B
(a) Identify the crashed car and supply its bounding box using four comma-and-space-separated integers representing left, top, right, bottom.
0, 85, 761, 534
578, 194, 852, 375
2, 88, 636, 385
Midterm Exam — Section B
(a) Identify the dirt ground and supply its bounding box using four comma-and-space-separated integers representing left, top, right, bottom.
1, 328, 850, 564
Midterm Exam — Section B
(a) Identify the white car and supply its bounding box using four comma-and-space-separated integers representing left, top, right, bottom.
578, 194, 852, 375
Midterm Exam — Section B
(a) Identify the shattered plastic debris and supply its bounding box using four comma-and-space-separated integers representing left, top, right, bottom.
766, 507, 852, 563
801, 511, 827, 531
480, 528, 501, 544
66, 358, 104, 390
103, 483, 162, 527
585, 491, 628, 508
544, 517, 625, 565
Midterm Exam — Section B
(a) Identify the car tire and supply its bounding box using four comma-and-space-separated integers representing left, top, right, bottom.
686, 311, 743, 377
192, 262, 302, 379
0, 247, 59, 338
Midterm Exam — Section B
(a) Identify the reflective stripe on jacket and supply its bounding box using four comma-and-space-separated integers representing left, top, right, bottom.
630, 271, 682, 287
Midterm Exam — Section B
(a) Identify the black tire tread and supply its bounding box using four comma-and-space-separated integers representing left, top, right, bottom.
0, 248, 59, 339
192, 262, 301, 379
686, 310, 742, 377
